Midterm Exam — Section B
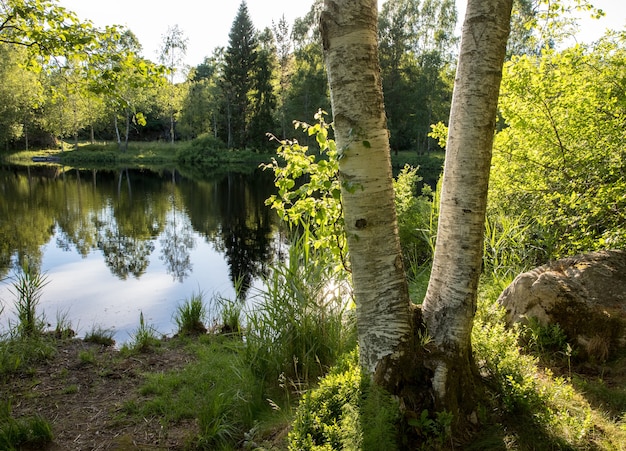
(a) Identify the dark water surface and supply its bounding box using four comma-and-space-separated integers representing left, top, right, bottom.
0, 164, 283, 343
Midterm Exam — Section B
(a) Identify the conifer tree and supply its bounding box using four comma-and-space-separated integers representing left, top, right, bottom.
221, 1, 258, 148
248, 28, 278, 149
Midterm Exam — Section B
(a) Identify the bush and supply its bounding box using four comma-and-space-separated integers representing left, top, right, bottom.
393, 165, 437, 270
288, 350, 400, 451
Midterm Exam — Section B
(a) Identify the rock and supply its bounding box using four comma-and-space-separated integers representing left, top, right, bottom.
497, 250, 626, 361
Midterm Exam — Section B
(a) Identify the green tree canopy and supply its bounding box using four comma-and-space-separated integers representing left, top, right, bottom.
491, 32, 626, 260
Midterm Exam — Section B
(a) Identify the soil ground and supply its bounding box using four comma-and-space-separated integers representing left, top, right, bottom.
4, 336, 626, 450
3, 339, 198, 450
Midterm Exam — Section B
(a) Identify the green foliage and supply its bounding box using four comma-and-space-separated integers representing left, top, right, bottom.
507, 0, 605, 55
0, 335, 56, 377
288, 349, 400, 451
176, 134, 270, 176
407, 409, 453, 451
263, 110, 347, 271
482, 210, 535, 278
0, 401, 53, 451
173, 291, 208, 336
522, 318, 570, 357
492, 35, 626, 259
0, 0, 97, 58
394, 165, 437, 269
472, 276, 609, 448
244, 235, 355, 387
378, 0, 456, 152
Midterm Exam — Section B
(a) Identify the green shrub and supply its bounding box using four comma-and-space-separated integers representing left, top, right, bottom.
288, 350, 400, 451
393, 165, 437, 268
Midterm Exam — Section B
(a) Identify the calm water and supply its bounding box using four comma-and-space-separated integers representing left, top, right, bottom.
0, 164, 284, 343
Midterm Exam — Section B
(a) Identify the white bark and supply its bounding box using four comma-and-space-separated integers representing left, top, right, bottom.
422, 0, 513, 405
321, 0, 412, 374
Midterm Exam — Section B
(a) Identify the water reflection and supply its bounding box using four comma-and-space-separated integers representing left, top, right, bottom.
0, 164, 281, 341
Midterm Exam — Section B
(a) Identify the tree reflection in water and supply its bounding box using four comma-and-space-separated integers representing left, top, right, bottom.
0, 165, 281, 339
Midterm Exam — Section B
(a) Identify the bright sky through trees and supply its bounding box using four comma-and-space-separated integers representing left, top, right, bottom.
58, 0, 625, 69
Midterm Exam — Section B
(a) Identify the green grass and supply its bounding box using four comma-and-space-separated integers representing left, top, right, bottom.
0, 336, 56, 377
8, 266, 49, 339
121, 311, 161, 354
173, 291, 208, 336
133, 335, 268, 449
83, 325, 116, 347
0, 401, 53, 450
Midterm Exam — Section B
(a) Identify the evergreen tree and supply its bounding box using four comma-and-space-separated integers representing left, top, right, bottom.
220, 1, 258, 148
248, 28, 278, 149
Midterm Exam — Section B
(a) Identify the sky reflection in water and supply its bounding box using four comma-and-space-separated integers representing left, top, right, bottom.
0, 166, 281, 344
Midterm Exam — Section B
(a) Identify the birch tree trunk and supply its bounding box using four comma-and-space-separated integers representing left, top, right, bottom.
322, 0, 513, 437
321, 0, 413, 376
422, 0, 513, 416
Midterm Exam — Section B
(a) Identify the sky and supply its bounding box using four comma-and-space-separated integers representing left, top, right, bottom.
58, 0, 626, 69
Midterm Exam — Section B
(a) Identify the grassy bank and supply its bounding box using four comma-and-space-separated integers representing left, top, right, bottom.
2, 263, 626, 450
1, 141, 443, 183
1, 140, 273, 174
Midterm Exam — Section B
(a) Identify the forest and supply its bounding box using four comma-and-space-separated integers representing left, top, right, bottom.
0, 0, 458, 153
1, 0, 626, 450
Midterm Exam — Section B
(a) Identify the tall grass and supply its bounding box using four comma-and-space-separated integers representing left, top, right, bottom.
0, 401, 53, 450
0, 267, 56, 376
244, 237, 356, 389
8, 265, 49, 338
173, 290, 208, 336
122, 311, 161, 354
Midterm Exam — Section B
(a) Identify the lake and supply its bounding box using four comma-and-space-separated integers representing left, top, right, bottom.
0, 164, 284, 343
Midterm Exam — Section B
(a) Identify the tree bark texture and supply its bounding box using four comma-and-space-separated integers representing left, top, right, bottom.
422, 0, 513, 417
321, 0, 412, 375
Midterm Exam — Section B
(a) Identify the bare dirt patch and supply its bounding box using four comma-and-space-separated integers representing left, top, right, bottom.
2, 339, 196, 450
